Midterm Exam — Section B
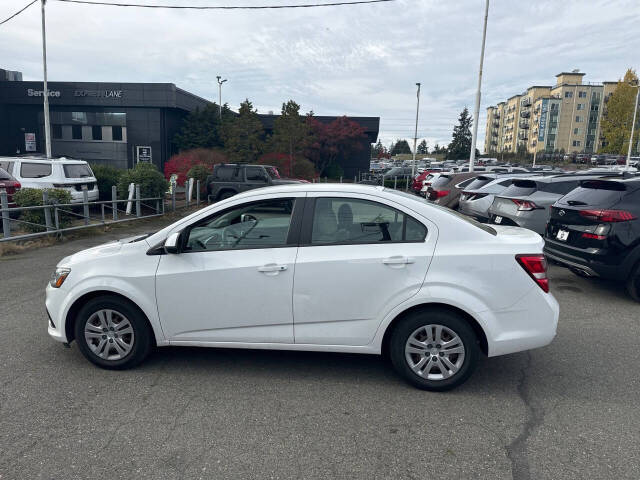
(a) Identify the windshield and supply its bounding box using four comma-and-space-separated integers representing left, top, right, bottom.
63, 164, 93, 178
266, 166, 281, 179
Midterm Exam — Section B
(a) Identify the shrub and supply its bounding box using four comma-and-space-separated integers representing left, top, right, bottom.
13, 188, 73, 233
117, 163, 169, 200
257, 152, 317, 181
90, 164, 122, 200
164, 148, 228, 186
323, 162, 344, 179
186, 164, 211, 192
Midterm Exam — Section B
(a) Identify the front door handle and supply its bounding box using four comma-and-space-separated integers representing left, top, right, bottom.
383, 256, 415, 265
258, 264, 288, 273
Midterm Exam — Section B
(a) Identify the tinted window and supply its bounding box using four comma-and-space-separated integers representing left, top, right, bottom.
311, 197, 426, 245
92, 125, 102, 140
214, 166, 242, 181
186, 198, 294, 251
63, 164, 93, 178
431, 175, 452, 188
464, 177, 494, 191
558, 181, 626, 207
500, 180, 537, 197
539, 180, 579, 195
52, 124, 62, 139
0, 167, 11, 180
72, 125, 83, 140
245, 166, 268, 182
266, 166, 280, 179
21, 162, 52, 178
112, 126, 123, 141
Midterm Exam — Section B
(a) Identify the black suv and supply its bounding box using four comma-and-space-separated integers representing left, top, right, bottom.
206, 164, 304, 201
543, 176, 640, 301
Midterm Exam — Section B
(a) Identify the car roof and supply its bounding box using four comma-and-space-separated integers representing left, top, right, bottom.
0, 156, 88, 165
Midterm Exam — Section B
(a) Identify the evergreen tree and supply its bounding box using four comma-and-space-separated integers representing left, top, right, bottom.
417, 139, 428, 155
269, 100, 313, 176
390, 139, 412, 155
222, 99, 265, 163
600, 69, 640, 155
173, 103, 230, 151
372, 140, 385, 157
447, 107, 473, 160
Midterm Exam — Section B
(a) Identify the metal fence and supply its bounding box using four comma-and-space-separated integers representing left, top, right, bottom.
0, 179, 203, 243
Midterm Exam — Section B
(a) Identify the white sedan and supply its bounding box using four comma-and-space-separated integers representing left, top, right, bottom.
46, 184, 558, 391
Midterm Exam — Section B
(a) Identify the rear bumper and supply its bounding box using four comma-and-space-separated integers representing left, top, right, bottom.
69, 189, 99, 203
543, 239, 627, 281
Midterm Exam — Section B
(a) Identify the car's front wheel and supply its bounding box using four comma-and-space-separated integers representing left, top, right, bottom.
626, 262, 640, 302
389, 309, 479, 391
74, 296, 152, 369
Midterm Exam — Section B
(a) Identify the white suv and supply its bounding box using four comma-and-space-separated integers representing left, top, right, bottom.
0, 157, 99, 204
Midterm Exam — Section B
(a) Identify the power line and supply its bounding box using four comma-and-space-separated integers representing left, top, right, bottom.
0, 0, 39, 26
54, 0, 395, 9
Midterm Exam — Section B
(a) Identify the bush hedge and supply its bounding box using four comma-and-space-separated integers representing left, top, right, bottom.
186, 164, 211, 192
13, 188, 73, 232
90, 164, 122, 200
117, 163, 169, 200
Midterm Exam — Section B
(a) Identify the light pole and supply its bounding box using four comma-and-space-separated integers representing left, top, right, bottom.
469, 0, 490, 173
216, 76, 227, 120
41, 0, 51, 158
626, 83, 639, 169
411, 82, 421, 180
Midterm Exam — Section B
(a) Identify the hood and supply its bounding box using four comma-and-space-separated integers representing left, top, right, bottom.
57, 235, 148, 267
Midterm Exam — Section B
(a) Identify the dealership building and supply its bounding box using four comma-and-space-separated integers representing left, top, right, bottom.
0, 70, 379, 176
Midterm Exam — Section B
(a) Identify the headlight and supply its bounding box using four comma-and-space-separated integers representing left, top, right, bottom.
50, 267, 71, 288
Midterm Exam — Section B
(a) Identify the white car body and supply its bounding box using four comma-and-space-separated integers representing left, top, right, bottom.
47, 184, 558, 366
0, 157, 98, 203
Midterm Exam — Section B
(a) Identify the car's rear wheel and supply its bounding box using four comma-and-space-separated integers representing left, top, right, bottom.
626, 262, 640, 302
74, 296, 152, 369
389, 309, 479, 391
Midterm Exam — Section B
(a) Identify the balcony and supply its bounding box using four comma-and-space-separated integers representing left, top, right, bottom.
492, 121, 500, 128
518, 133, 528, 140
520, 111, 530, 118
519, 122, 530, 129
521, 98, 532, 107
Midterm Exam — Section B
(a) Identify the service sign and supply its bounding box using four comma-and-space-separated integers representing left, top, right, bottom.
24, 132, 36, 152
136, 146, 152, 163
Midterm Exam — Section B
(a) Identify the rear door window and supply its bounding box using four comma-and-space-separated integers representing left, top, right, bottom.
500, 180, 537, 197
214, 166, 241, 181
63, 164, 93, 178
21, 162, 52, 178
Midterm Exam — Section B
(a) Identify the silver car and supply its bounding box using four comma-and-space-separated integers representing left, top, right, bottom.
487, 173, 623, 234
458, 175, 529, 221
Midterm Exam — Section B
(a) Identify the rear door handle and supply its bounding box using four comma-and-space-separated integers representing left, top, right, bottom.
258, 264, 288, 273
383, 256, 415, 265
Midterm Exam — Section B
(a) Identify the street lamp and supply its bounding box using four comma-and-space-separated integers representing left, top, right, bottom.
626, 81, 639, 169
216, 76, 227, 120
411, 82, 421, 180
41, 0, 51, 158
469, 0, 490, 173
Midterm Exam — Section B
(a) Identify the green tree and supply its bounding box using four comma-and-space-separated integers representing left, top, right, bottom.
269, 100, 313, 176
447, 107, 473, 160
222, 99, 265, 163
417, 139, 428, 155
390, 139, 412, 155
599, 69, 640, 155
174, 103, 233, 151
372, 140, 387, 158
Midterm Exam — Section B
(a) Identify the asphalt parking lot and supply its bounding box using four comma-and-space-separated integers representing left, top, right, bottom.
1, 220, 639, 480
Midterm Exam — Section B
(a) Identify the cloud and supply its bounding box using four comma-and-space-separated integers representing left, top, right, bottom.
0, 0, 638, 152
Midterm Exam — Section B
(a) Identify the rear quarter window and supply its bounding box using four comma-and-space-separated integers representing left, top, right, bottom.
63, 164, 93, 178
500, 180, 537, 197
0, 167, 11, 180
214, 166, 241, 181
0, 161, 14, 174
20, 162, 52, 178
464, 177, 494, 190
540, 180, 580, 195
431, 175, 451, 188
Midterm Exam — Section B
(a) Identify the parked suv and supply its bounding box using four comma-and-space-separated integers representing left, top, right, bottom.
206, 164, 304, 201
0, 156, 98, 204
543, 177, 640, 301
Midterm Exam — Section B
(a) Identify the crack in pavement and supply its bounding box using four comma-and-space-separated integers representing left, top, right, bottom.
505, 351, 545, 480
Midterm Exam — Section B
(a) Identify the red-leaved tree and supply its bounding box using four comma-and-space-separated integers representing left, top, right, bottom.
257, 152, 316, 181
306, 116, 367, 175
164, 148, 228, 185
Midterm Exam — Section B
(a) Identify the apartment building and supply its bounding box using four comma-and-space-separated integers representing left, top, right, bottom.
485, 71, 616, 155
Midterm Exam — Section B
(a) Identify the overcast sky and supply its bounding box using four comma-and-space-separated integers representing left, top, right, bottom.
1, 0, 638, 152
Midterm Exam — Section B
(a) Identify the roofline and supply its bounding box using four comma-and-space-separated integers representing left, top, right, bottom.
555, 72, 586, 77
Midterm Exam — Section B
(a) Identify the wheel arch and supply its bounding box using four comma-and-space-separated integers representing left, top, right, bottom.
380, 302, 488, 357
216, 188, 238, 200
65, 290, 158, 347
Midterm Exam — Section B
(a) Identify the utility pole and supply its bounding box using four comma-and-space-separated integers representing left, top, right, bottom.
627, 83, 639, 169
411, 82, 421, 179
469, 0, 490, 173
41, 0, 51, 158
216, 76, 227, 120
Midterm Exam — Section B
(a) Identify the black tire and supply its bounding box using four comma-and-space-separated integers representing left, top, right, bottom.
388, 308, 479, 391
217, 190, 235, 201
626, 262, 640, 302
74, 295, 153, 370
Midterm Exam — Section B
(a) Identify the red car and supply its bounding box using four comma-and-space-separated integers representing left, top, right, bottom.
411, 168, 443, 194
0, 167, 20, 210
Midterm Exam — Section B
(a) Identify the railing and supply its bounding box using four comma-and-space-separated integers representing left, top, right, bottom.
1, 179, 204, 243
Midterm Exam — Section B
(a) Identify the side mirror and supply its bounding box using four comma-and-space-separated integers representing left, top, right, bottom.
164, 232, 181, 254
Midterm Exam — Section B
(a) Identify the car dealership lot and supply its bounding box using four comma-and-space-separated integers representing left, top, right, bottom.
1, 225, 639, 480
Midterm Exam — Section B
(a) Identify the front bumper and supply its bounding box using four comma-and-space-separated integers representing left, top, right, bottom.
46, 283, 69, 343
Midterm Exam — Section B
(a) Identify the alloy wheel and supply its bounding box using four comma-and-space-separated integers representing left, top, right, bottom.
404, 324, 466, 380
84, 309, 135, 361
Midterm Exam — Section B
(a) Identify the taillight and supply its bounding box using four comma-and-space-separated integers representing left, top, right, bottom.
516, 254, 549, 293
579, 209, 637, 223
582, 233, 606, 240
431, 190, 450, 199
511, 199, 537, 211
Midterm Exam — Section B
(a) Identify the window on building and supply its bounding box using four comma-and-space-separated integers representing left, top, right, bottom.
577, 103, 585, 110
565, 91, 573, 98
72, 125, 83, 140
71, 112, 87, 123
578, 91, 587, 98
52, 125, 62, 140
591, 104, 599, 111
575, 116, 583, 123
550, 103, 559, 111
92, 126, 102, 141
574, 128, 581, 135
112, 126, 123, 141
572, 140, 581, 147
